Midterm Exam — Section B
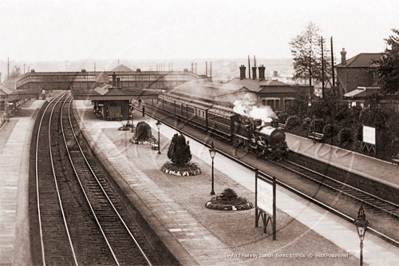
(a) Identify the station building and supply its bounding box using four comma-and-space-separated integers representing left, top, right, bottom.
168, 65, 312, 112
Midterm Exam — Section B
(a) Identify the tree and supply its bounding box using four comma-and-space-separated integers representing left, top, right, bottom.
5, 65, 22, 80
285, 85, 309, 118
289, 22, 331, 95
375, 29, 399, 94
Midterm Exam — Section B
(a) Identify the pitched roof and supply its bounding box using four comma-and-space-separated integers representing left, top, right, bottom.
110, 64, 134, 72
336, 53, 384, 68
225, 78, 279, 92
0, 84, 13, 94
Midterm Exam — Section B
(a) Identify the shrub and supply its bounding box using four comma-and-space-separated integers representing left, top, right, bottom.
220, 188, 238, 201
301, 117, 311, 131
167, 133, 192, 166
356, 125, 363, 141
335, 105, 351, 121
323, 124, 338, 139
309, 119, 325, 133
285, 115, 301, 131
338, 128, 353, 143
277, 112, 289, 124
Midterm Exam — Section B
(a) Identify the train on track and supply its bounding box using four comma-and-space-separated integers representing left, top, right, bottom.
142, 93, 289, 160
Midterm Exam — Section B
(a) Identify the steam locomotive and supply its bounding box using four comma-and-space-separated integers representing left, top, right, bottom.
143, 93, 289, 160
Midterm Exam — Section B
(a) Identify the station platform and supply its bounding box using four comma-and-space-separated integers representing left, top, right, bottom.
0, 100, 45, 265
73, 99, 399, 265
1, 98, 398, 265
286, 133, 399, 190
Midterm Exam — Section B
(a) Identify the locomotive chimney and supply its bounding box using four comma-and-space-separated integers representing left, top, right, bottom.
258, 65, 265, 80
239, 65, 246, 80
341, 48, 347, 65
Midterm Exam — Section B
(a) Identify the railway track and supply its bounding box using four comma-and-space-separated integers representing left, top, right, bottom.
32, 92, 157, 265
276, 159, 399, 219
141, 103, 399, 246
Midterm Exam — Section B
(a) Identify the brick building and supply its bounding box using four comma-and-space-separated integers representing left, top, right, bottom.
336, 48, 383, 94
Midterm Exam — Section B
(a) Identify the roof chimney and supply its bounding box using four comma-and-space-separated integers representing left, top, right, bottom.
252, 67, 257, 80
258, 65, 265, 80
341, 48, 347, 65
112, 72, 116, 86
239, 65, 246, 80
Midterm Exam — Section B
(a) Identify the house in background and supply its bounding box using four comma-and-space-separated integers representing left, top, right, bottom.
336, 48, 383, 95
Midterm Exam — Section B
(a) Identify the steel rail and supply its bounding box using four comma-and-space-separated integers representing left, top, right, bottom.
63, 96, 153, 266
279, 160, 399, 218
35, 91, 75, 266
142, 103, 399, 247
47, 92, 78, 265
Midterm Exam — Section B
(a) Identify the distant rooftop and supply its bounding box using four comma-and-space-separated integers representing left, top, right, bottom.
336, 53, 383, 68
110, 64, 134, 72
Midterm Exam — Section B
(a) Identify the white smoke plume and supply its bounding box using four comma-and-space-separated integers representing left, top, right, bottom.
233, 94, 277, 122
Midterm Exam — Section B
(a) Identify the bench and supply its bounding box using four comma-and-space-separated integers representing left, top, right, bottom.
308, 132, 324, 142
392, 155, 399, 165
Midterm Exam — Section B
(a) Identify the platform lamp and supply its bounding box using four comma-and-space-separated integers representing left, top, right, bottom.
355, 205, 369, 266
209, 141, 216, 195
130, 107, 135, 132
156, 120, 161, 154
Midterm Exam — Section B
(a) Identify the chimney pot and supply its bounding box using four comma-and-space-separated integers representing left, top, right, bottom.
239, 65, 246, 80
252, 67, 257, 80
258, 65, 265, 80
341, 48, 347, 65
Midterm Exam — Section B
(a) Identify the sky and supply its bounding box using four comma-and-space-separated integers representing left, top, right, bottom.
1, 0, 398, 62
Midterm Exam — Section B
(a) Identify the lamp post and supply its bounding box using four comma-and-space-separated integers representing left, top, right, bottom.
355, 205, 369, 266
209, 141, 216, 195
156, 120, 161, 154
130, 107, 135, 132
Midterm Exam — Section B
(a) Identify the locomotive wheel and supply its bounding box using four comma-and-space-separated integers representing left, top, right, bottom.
256, 147, 266, 158
233, 136, 241, 147
243, 140, 251, 153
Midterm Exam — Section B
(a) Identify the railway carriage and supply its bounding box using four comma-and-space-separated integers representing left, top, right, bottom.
145, 93, 289, 160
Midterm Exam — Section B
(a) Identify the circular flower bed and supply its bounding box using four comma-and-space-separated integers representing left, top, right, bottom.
205, 196, 253, 211
161, 161, 201, 176
129, 139, 154, 145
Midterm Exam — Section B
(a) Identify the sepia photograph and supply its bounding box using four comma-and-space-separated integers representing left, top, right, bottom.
1, 0, 399, 265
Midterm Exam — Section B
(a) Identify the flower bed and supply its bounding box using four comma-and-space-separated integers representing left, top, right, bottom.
129, 139, 154, 145
205, 196, 253, 211
161, 161, 201, 176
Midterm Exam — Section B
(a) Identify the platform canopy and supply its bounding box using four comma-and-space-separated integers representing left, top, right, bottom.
72, 85, 160, 100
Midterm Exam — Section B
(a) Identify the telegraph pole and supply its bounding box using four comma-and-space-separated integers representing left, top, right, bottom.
331, 37, 336, 96
322, 37, 325, 99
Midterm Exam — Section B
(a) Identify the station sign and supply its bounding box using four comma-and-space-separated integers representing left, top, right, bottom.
363, 126, 376, 145
257, 178, 273, 214
255, 169, 276, 239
